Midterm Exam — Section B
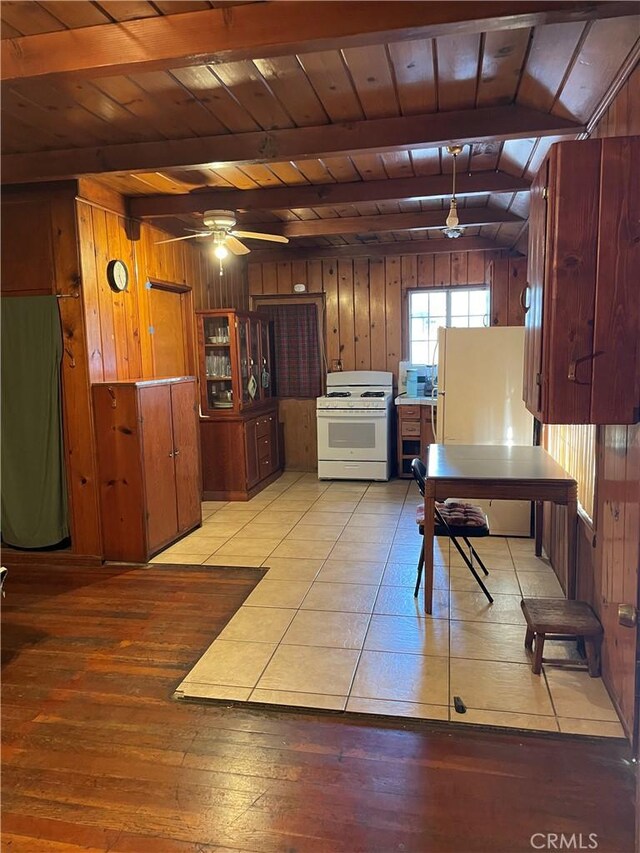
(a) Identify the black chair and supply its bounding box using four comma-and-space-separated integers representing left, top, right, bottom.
411, 458, 493, 604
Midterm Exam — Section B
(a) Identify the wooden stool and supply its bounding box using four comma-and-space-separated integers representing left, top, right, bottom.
520, 598, 603, 677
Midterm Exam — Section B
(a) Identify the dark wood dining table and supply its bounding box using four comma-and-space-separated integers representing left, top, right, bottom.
422, 444, 578, 614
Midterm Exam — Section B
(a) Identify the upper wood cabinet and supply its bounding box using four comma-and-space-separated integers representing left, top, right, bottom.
196, 309, 273, 417
489, 257, 527, 327
523, 136, 639, 424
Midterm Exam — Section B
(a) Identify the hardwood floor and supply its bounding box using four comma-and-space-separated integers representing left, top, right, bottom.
1, 563, 635, 853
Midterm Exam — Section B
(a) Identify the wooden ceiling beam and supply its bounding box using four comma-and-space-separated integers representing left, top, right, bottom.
1, 106, 583, 185
242, 208, 523, 238
2, 2, 636, 83
130, 170, 531, 219
246, 237, 505, 263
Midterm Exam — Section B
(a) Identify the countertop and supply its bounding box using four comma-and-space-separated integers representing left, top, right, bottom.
395, 394, 437, 406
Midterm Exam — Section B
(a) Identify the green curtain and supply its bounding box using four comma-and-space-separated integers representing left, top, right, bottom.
1, 296, 69, 548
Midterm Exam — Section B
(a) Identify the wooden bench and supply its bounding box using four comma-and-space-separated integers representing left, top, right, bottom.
520, 598, 603, 676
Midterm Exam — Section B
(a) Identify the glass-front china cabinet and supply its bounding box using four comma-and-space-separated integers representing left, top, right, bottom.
196, 310, 281, 500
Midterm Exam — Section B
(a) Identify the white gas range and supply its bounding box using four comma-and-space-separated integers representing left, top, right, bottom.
316, 370, 394, 481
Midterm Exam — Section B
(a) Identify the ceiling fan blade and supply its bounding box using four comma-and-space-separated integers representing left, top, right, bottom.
226, 235, 251, 255
231, 230, 289, 244
154, 234, 202, 244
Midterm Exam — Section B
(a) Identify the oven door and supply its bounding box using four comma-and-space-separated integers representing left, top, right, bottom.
317, 409, 388, 462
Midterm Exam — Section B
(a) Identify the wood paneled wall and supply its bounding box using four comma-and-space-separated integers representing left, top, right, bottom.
0, 180, 249, 558
543, 61, 640, 741
196, 256, 249, 312
247, 248, 520, 472
1, 184, 102, 557
76, 201, 204, 382
249, 249, 513, 379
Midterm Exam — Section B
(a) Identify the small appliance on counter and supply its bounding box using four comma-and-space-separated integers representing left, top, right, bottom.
398, 361, 437, 398
406, 368, 418, 398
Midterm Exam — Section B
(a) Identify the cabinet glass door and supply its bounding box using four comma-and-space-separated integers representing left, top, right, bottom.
249, 318, 261, 403
237, 317, 252, 407
202, 313, 233, 413
260, 319, 273, 399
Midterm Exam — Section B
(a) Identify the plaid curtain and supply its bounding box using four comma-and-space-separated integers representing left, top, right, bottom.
260, 303, 322, 398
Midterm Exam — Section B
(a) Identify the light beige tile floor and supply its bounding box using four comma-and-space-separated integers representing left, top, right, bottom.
168, 473, 624, 739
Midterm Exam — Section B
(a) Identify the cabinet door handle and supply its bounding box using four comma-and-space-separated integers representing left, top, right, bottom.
174, 449, 180, 456
168, 451, 174, 458
520, 284, 531, 314
568, 351, 603, 383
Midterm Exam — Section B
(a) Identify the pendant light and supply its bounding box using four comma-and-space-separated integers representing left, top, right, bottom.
443, 145, 464, 239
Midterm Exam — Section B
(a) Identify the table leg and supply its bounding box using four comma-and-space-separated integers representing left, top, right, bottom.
534, 500, 543, 557
566, 498, 578, 599
423, 493, 435, 615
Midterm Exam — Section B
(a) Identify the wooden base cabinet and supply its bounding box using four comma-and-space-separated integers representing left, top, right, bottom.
201, 404, 282, 500
93, 378, 201, 563
397, 405, 437, 478
524, 136, 639, 424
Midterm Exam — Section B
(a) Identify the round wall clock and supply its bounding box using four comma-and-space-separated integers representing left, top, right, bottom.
106, 259, 129, 292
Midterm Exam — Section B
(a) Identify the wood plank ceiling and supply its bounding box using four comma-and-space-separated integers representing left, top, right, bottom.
1, 1, 639, 253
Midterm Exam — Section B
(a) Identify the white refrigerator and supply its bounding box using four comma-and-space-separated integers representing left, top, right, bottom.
435, 326, 534, 536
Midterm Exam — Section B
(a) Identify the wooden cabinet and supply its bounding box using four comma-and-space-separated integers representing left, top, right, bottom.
397, 404, 437, 478
197, 309, 273, 416
201, 405, 281, 500
489, 257, 527, 327
523, 136, 639, 424
197, 308, 282, 500
92, 378, 201, 562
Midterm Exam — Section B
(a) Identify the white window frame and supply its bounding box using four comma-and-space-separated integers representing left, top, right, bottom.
408, 286, 490, 364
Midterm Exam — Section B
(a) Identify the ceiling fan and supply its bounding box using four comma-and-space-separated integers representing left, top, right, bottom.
155, 209, 289, 259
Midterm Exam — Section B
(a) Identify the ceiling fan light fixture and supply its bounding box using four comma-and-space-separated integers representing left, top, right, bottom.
214, 244, 229, 260
443, 145, 465, 239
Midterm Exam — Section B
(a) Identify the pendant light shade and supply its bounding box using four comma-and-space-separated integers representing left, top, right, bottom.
443, 145, 465, 239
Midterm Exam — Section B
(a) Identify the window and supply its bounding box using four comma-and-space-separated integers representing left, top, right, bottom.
409, 287, 490, 364
252, 297, 323, 398
545, 424, 595, 523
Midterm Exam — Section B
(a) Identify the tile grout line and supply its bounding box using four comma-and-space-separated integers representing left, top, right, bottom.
343, 481, 409, 708
188, 490, 624, 728
248, 477, 376, 704
219, 475, 314, 702
251, 478, 411, 709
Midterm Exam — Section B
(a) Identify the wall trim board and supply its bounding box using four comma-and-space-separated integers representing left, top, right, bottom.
147, 278, 191, 294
